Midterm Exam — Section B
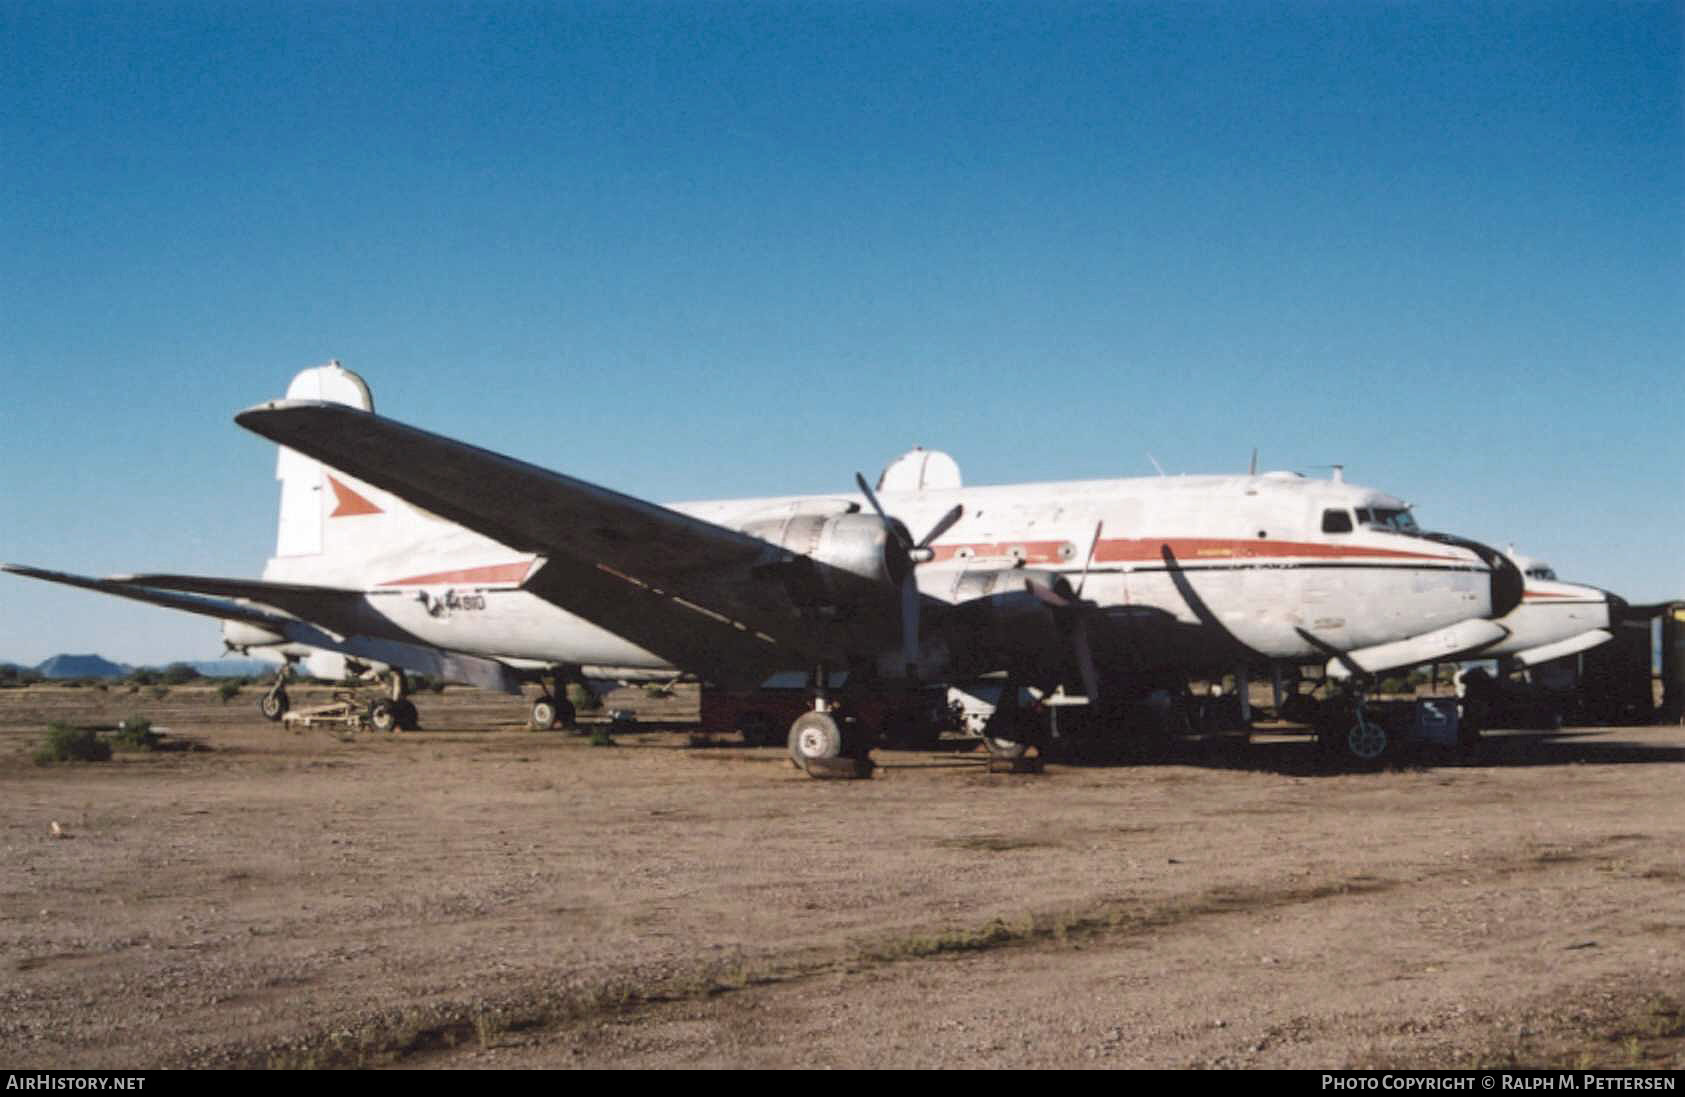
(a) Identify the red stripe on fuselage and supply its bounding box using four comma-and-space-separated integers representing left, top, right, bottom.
931, 537, 1461, 566
379, 561, 534, 587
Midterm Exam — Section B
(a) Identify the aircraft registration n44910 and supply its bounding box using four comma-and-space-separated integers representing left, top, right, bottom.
8, 361, 1573, 770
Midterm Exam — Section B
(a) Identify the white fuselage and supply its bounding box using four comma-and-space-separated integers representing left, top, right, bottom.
253, 469, 1507, 680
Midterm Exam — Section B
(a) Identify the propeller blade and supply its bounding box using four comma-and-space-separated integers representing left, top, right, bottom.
1025, 576, 1074, 608
1071, 615, 1100, 700
913, 504, 964, 555
900, 572, 920, 676
1160, 544, 1271, 662
1294, 626, 1367, 681
1074, 520, 1104, 597
854, 472, 912, 550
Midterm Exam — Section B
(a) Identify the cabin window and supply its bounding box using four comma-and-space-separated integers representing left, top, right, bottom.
1322, 509, 1353, 534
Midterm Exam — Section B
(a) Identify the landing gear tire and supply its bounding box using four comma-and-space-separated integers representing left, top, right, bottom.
368, 698, 399, 733
740, 711, 781, 747
259, 689, 289, 721
981, 733, 1029, 761
788, 711, 847, 768
530, 695, 559, 730
555, 697, 577, 730
394, 699, 419, 731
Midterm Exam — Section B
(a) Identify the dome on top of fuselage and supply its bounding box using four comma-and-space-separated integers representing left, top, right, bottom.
877, 448, 962, 493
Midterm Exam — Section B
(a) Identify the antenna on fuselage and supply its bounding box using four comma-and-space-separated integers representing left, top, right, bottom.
1249, 448, 1258, 476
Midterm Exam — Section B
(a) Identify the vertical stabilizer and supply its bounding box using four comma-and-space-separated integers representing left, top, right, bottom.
274, 361, 374, 558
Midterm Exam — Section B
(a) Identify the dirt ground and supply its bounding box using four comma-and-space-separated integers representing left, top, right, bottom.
1, 682, 1681, 1070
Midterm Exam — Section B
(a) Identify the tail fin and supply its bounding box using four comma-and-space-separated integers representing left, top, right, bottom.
267, 362, 446, 585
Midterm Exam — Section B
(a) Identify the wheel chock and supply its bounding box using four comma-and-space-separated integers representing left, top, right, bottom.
801, 754, 875, 779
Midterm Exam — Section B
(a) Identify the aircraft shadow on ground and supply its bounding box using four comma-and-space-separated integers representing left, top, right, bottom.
1071, 726, 1685, 777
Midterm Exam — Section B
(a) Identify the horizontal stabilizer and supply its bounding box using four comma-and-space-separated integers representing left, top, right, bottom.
109, 573, 365, 634
4, 564, 304, 632
2, 564, 523, 694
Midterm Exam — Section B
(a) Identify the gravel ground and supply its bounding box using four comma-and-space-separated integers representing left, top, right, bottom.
1, 683, 1680, 1069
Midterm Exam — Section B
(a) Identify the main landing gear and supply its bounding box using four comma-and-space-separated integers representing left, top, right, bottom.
366, 669, 420, 732
529, 669, 578, 731
786, 665, 871, 777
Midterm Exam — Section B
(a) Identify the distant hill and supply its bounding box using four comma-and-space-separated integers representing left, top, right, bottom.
2, 655, 270, 681
186, 659, 271, 678
35, 653, 131, 679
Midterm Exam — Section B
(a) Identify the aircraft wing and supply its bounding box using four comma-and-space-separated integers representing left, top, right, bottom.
234, 401, 890, 683
2, 563, 524, 693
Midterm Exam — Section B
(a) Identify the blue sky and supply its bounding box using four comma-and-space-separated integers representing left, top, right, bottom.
2, 1, 1680, 664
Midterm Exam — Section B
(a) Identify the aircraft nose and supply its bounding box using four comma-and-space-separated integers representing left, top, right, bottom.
1420, 532, 1523, 616
1487, 546, 1524, 617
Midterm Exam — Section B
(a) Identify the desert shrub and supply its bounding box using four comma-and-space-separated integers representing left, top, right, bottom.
150, 686, 170, 700
34, 723, 111, 764
128, 668, 158, 686
566, 683, 603, 712
111, 717, 162, 752
161, 663, 200, 686
217, 681, 241, 703
588, 727, 616, 747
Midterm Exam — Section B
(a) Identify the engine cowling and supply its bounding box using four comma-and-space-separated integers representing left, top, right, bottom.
741, 513, 911, 604
221, 621, 289, 652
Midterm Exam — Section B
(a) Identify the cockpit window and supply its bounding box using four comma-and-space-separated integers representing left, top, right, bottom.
1360, 507, 1418, 533
1321, 509, 1353, 533
1526, 566, 1557, 580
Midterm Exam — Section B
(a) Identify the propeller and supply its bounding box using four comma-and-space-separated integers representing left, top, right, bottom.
1160, 544, 1271, 663
1023, 521, 1106, 700
854, 472, 964, 675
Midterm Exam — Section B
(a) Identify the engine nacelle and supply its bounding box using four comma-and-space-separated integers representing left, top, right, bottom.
221, 621, 289, 652
742, 512, 910, 602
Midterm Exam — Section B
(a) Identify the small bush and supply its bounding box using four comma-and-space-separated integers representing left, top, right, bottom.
588, 728, 616, 747
150, 686, 170, 700
34, 723, 112, 764
566, 683, 603, 712
111, 717, 162, 752
217, 681, 241, 704
162, 663, 200, 686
